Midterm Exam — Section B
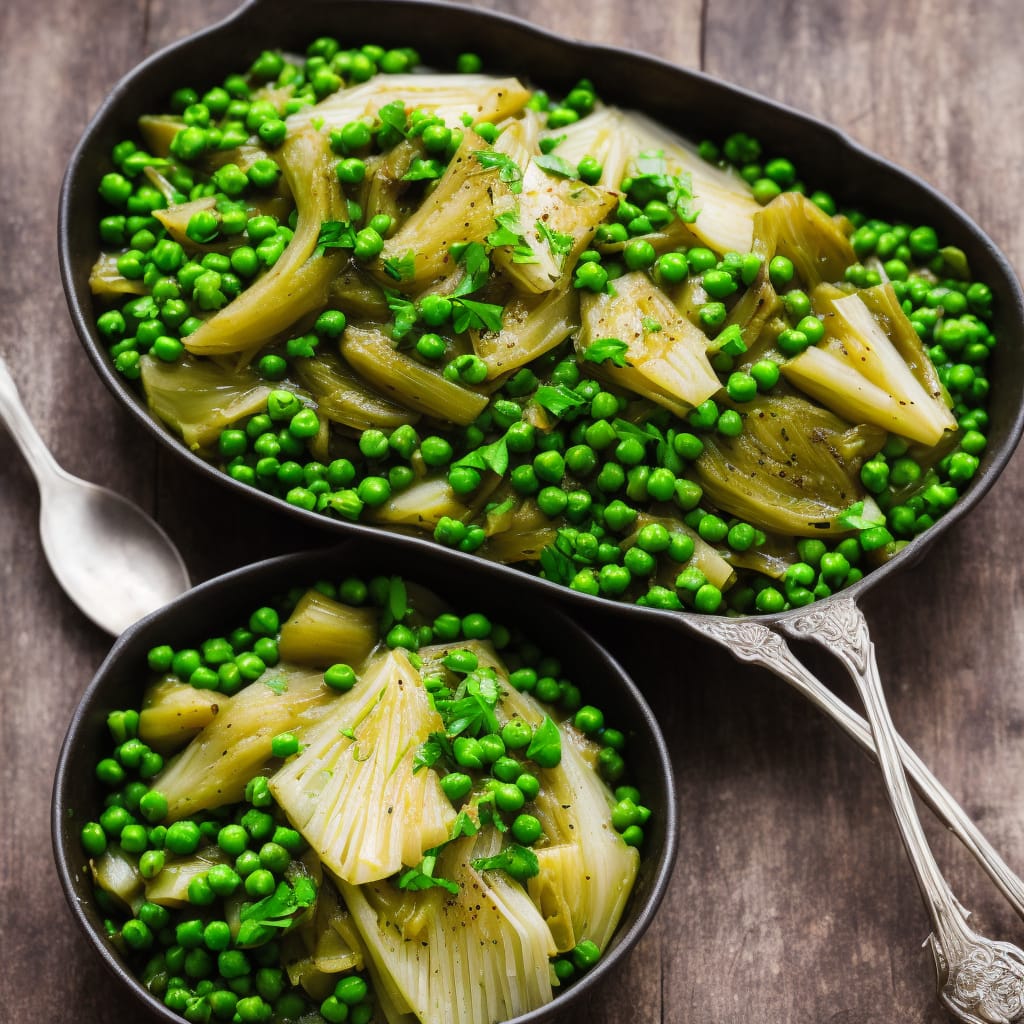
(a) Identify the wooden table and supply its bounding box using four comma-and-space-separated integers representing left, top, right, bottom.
3, 1, 1023, 1021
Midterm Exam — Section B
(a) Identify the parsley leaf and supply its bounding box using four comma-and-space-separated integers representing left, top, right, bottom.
486, 209, 538, 264
454, 434, 509, 477
382, 250, 416, 282
486, 212, 523, 249
629, 149, 699, 223
452, 242, 490, 298
435, 668, 502, 737
526, 715, 562, 768
451, 809, 478, 840
377, 100, 408, 138
384, 289, 419, 340
582, 337, 630, 368
613, 418, 663, 446
315, 220, 357, 257
534, 154, 579, 180
535, 220, 573, 263
534, 383, 586, 417
713, 323, 747, 356
235, 878, 317, 947
413, 738, 442, 773
413, 731, 453, 773
539, 542, 575, 585
838, 500, 886, 531
398, 850, 460, 895
475, 149, 523, 194
471, 843, 540, 881
452, 298, 504, 334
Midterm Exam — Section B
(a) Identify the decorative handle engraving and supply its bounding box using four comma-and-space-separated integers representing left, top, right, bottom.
688, 603, 1024, 1022
777, 598, 1024, 1023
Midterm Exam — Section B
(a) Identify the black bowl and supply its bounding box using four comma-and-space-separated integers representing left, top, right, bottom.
52, 538, 679, 1024
58, 0, 1024, 638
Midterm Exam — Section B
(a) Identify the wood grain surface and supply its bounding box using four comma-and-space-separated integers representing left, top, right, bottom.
2, 1, 1023, 1022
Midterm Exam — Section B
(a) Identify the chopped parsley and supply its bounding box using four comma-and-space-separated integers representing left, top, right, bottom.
451, 242, 490, 297
382, 250, 416, 282
384, 290, 419, 340
629, 150, 699, 223
534, 383, 586, 417
452, 298, 504, 334
315, 220, 357, 256
475, 149, 523, 194
582, 337, 630, 368
534, 154, 579, 180
536, 220, 574, 263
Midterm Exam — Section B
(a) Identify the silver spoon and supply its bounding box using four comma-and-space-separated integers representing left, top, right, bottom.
0, 353, 190, 634
694, 601, 1024, 1024
690, 614, 1024, 925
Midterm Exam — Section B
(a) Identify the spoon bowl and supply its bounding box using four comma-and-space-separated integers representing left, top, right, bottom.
0, 354, 190, 634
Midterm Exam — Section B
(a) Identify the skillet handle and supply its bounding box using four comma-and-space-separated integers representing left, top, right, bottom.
781, 597, 1024, 1024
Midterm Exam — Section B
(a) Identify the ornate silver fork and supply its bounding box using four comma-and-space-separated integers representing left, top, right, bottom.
690, 597, 1024, 1024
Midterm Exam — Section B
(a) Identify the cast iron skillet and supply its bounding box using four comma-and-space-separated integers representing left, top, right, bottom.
52, 538, 679, 1024
58, 0, 1024, 639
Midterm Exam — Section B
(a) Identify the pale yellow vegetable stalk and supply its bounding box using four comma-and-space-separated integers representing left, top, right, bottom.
540, 107, 633, 191
286, 75, 530, 133
337, 835, 556, 1024
473, 287, 579, 378
139, 354, 277, 452
91, 846, 145, 913
340, 325, 489, 425
694, 394, 886, 535
627, 514, 735, 591
155, 667, 335, 820
144, 847, 228, 907
376, 131, 507, 289
269, 650, 455, 885
489, 119, 619, 294
277, 588, 380, 668
293, 351, 415, 433
367, 475, 470, 530
89, 253, 146, 297
501, 685, 639, 953
183, 129, 347, 355
138, 678, 223, 754
783, 289, 957, 445
620, 109, 760, 254
578, 270, 721, 413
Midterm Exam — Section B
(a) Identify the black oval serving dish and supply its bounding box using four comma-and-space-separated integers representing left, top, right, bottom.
52, 538, 679, 1023
57, 0, 1024, 638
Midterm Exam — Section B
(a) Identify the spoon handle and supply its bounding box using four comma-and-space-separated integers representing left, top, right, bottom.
688, 614, 1024, 921
0, 352, 62, 489
782, 598, 1024, 1024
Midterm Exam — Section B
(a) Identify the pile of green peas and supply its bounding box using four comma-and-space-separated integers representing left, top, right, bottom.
82, 574, 651, 1020
92, 37, 997, 619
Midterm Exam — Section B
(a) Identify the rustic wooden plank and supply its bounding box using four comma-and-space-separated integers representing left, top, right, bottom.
1, 2, 1022, 1024
465, 0, 703, 69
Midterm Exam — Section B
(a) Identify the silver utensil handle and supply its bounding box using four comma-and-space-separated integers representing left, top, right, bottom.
782, 598, 1024, 1024
689, 613, 1024, 922
0, 352, 60, 488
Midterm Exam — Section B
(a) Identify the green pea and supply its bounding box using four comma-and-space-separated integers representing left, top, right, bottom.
165, 820, 201, 855
511, 814, 543, 845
